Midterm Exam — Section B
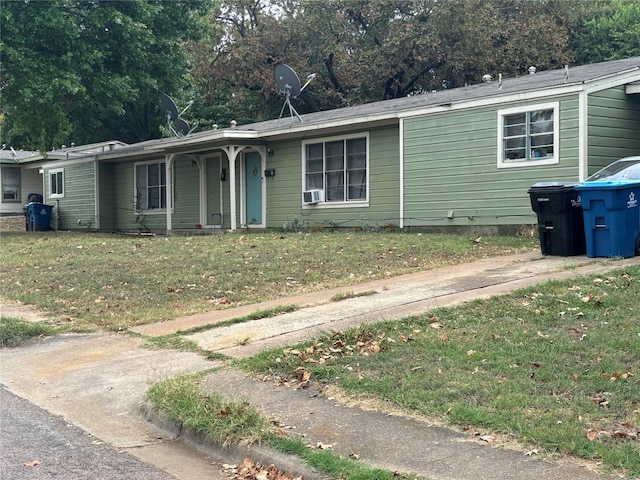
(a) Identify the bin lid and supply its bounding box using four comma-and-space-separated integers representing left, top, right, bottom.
576, 179, 640, 190
528, 181, 580, 193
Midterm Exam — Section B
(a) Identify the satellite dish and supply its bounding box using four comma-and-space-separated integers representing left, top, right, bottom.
157, 93, 198, 137
174, 118, 191, 136
158, 93, 179, 121
275, 64, 301, 98
274, 64, 315, 123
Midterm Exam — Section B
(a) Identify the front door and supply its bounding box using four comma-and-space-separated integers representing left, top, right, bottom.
244, 152, 263, 226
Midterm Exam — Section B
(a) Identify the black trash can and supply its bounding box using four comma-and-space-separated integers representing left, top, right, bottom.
24, 203, 53, 231
528, 182, 586, 256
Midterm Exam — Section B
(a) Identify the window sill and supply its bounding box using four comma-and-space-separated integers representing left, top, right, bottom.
139, 209, 168, 215
498, 157, 558, 169
302, 201, 369, 209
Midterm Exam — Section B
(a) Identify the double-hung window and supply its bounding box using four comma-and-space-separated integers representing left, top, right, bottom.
135, 161, 166, 210
303, 134, 368, 204
1, 166, 20, 202
49, 169, 64, 197
498, 103, 559, 168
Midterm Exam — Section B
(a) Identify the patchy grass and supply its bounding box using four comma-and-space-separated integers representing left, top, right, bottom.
269, 437, 418, 480
330, 290, 377, 302
239, 268, 640, 477
146, 373, 271, 447
0, 231, 537, 330
147, 373, 418, 480
0, 316, 58, 347
175, 304, 300, 336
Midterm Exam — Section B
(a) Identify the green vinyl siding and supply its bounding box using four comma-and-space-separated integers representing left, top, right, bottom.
110, 161, 166, 232
264, 126, 400, 229
264, 139, 305, 228
172, 156, 200, 229
588, 86, 640, 174
403, 97, 581, 227
44, 162, 96, 230
98, 163, 116, 231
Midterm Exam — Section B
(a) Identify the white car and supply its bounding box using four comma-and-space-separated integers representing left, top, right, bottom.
586, 156, 640, 181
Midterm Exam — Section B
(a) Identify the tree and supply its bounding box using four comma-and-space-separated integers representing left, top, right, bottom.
571, 0, 640, 64
1, 0, 214, 151
187, 0, 574, 122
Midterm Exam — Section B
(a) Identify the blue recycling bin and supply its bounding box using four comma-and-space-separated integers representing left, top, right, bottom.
25, 203, 53, 231
575, 180, 640, 258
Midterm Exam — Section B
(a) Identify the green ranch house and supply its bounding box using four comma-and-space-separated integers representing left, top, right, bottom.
2, 56, 639, 234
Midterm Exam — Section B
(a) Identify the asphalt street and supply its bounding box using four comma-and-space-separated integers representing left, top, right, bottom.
0, 386, 177, 480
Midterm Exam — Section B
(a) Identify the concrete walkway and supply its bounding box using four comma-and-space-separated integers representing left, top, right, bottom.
2, 251, 638, 479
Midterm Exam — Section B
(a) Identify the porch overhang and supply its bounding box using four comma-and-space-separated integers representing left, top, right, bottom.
163, 139, 269, 234
626, 81, 640, 94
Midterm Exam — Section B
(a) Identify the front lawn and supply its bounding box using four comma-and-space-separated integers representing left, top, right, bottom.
0, 230, 536, 330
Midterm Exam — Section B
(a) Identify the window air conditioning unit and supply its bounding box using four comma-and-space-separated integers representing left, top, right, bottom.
303, 189, 324, 204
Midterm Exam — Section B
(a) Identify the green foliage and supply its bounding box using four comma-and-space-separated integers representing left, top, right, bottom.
573, 0, 640, 63
1, 0, 215, 150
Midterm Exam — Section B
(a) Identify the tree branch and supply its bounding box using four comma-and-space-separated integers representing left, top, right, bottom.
324, 52, 345, 94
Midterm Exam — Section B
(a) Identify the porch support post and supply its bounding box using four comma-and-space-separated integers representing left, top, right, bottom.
165, 154, 176, 232
221, 145, 247, 231
578, 90, 588, 182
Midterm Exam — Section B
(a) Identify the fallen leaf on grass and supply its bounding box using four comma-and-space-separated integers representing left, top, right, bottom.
591, 395, 609, 407
586, 429, 599, 441
612, 431, 635, 440
294, 367, 311, 388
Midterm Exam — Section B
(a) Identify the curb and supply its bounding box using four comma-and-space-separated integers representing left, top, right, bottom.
141, 402, 328, 480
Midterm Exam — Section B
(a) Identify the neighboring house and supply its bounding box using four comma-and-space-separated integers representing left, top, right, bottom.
29, 57, 640, 233
0, 149, 46, 215
0, 142, 127, 229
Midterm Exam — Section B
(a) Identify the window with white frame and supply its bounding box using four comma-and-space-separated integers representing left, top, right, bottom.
49, 169, 64, 197
303, 134, 368, 203
135, 161, 166, 210
498, 103, 559, 168
1, 166, 20, 202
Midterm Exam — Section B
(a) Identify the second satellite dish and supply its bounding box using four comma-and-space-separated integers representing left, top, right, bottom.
157, 93, 197, 137
274, 64, 315, 123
